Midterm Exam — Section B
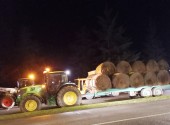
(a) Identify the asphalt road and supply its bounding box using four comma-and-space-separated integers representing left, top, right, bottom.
0, 93, 131, 115
1, 90, 170, 115
1, 99, 170, 125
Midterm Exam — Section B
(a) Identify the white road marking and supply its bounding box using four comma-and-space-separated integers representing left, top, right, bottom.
92, 112, 170, 125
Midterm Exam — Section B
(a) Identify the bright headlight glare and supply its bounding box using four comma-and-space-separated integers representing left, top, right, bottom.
42, 84, 46, 88
65, 70, 70, 75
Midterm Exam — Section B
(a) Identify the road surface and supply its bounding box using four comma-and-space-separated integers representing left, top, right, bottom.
1, 90, 170, 115
0, 93, 130, 115
1, 99, 170, 125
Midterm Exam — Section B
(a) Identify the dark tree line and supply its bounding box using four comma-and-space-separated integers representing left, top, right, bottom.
0, 1, 168, 87
69, 7, 141, 78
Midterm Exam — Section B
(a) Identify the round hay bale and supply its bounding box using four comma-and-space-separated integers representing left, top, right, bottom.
158, 59, 169, 70
96, 63, 103, 74
144, 72, 157, 86
146, 59, 159, 72
132, 61, 146, 74
94, 74, 112, 91
157, 70, 170, 85
112, 73, 130, 88
101, 61, 116, 76
116, 61, 132, 74
130, 72, 144, 87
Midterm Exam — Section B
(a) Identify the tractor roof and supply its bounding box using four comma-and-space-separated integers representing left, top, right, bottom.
47, 71, 66, 74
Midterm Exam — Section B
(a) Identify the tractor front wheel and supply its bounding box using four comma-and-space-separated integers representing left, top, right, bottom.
20, 95, 41, 112
57, 86, 81, 107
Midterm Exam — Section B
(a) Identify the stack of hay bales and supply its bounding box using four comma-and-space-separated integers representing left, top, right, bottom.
112, 61, 131, 88
157, 59, 170, 85
86, 59, 170, 93
157, 70, 170, 85
130, 61, 145, 87
144, 59, 170, 85
144, 59, 159, 85
86, 61, 116, 92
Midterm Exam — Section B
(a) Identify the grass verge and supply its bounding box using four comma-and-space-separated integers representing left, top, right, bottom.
1, 95, 170, 120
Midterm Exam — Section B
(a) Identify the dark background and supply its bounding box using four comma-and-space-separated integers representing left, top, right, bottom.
0, 0, 170, 87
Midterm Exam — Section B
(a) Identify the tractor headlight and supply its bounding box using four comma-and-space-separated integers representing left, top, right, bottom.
42, 84, 46, 89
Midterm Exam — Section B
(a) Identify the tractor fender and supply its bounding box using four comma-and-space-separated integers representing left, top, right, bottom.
20, 93, 44, 104
56, 82, 77, 94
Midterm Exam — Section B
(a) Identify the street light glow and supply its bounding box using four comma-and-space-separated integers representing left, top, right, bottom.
28, 74, 35, 80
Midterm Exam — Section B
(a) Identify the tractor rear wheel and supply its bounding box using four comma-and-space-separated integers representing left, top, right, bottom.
20, 95, 41, 112
0, 95, 15, 109
57, 86, 81, 107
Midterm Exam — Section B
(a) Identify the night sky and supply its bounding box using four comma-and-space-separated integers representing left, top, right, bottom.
0, 0, 170, 87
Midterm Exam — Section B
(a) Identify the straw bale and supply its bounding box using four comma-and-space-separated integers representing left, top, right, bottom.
96, 63, 103, 74
130, 72, 144, 87
158, 59, 169, 70
88, 74, 112, 90
157, 70, 170, 85
101, 61, 116, 76
132, 61, 146, 74
112, 73, 130, 88
144, 72, 157, 85
146, 59, 159, 72
116, 61, 132, 74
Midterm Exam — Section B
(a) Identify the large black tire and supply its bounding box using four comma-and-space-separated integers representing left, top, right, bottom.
20, 95, 41, 112
57, 86, 81, 107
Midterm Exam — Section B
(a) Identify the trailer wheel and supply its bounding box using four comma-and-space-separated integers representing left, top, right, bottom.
57, 86, 81, 107
152, 87, 163, 96
85, 92, 94, 100
140, 88, 152, 97
129, 91, 137, 99
1, 95, 15, 109
20, 95, 41, 112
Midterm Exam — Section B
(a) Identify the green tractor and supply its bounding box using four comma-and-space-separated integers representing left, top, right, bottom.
16, 71, 81, 112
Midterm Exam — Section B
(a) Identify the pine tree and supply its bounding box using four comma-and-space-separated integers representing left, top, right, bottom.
94, 7, 140, 63
144, 20, 166, 61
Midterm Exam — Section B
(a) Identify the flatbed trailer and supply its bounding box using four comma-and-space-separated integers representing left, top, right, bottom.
75, 78, 170, 99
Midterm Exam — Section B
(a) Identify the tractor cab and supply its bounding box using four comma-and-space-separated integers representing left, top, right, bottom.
43, 71, 69, 94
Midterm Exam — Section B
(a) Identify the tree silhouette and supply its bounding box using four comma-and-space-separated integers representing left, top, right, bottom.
144, 20, 166, 61
69, 27, 96, 78
94, 6, 140, 63
69, 6, 140, 78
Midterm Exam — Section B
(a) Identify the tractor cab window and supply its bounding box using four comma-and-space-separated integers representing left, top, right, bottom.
45, 73, 69, 93
48, 73, 68, 85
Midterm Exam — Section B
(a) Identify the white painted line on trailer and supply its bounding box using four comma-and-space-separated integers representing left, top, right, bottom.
92, 112, 170, 125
